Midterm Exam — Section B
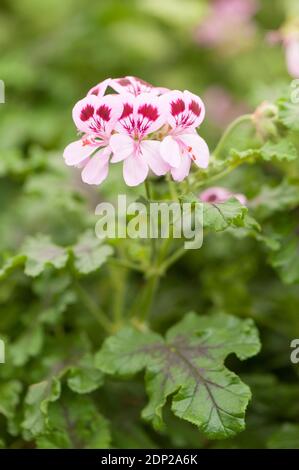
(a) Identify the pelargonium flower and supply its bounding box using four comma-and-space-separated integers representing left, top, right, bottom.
160, 90, 209, 181
63, 76, 209, 188
63, 94, 122, 185
200, 187, 247, 205
109, 93, 169, 186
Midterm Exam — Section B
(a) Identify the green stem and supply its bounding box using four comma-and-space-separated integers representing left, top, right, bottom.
109, 257, 144, 273
213, 114, 253, 159
75, 281, 112, 333
160, 245, 186, 272
166, 173, 179, 201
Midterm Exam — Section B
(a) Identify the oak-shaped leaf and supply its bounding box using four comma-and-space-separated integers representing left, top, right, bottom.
277, 97, 299, 132
36, 394, 111, 449
95, 312, 260, 439
203, 198, 248, 232
22, 235, 68, 277
72, 230, 113, 274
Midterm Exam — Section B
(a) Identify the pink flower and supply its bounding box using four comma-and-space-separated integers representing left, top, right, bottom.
88, 76, 168, 97
285, 36, 299, 78
109, 93, 169, 186
63, 94, 122, 185
204, 86, 250, 129
266, 29, 299, 78
200, 187, 247, 205
159, 90, 209, 182
195, 0, 258, 53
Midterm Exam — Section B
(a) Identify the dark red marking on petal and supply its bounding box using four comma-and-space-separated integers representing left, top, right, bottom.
133, 76, 153, 88
138, 104, 159, 121
121, 103, 134, 119
189, 100, 201, 117
96, 105, 111, 121
171, 99, 185, 116
117, 78, 131, 86
80, 105, 94, 121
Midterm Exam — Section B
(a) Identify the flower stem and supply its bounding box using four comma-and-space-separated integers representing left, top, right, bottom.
213, 114, 253, 159
74, 281, 113, 333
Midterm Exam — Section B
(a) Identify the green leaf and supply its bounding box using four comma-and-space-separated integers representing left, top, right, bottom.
22, 378, 61, 439
251, 179, 299, 218
230, 139, 297, 163
0, 381, 22, 420
0, 254, 26, 280
203, 198, 248, 232
270, 234, 299, 284
260, 140, 297, 162
267, 424, 299, 449
36, 394, 111, 449
67, 354, 104, 394
277, 97, 299, 131
10, 326, 44, 366
22, 235, 68, 277
95, 312, 260, 439
72, 230, 113, 274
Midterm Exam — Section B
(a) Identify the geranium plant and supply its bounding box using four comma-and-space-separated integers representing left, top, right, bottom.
1, 62, 299, 448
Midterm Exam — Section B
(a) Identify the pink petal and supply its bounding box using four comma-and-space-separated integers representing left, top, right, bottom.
81, 149, 110, 185
110, 134, 134, 162
170, 153, 191, 182
286, 38, 299, 78
162, 90, 205, 130
134, 93, 165, 135
115, 93, 135, 135
140, 140, 169, 176
123, 153, 149, 186
179, 133, 209, 169
72, 94, 122, 136
87, 78, 111, 97
160, 136, 181, 168
200, 187, 232, 203
63, 139, 96, 166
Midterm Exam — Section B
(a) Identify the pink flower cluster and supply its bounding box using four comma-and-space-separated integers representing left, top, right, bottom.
195, 0, 258, 53
63, 76, 209, 187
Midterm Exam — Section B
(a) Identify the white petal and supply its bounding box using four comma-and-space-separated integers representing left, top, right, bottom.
140, 140, 169, 176
180, 133, 209, 169
160, 136, 181, 168
81, 149, 110, 185
63, 140, 95, 166
123, 153, 149, 186
171, 153, 191, 182
110, 134, 134, 163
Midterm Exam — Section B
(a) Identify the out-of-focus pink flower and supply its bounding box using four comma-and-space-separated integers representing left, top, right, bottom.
63, 94, 122, 185
195, 0, 258, 53
110, 93, 169, 186
204, 86, 250, 129
160, 90, 209, 182
200, 186, 247, 205
285, 35, 299, 78
267, 26, 299, 78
